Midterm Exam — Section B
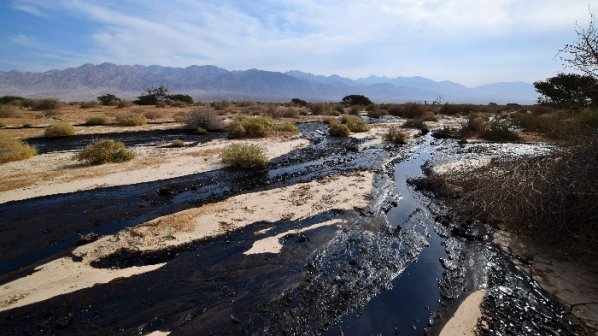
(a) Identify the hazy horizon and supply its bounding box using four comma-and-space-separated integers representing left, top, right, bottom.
0, 1, 593, 86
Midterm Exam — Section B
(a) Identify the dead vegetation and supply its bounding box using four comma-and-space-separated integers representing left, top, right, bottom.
420, 136, 598, 254
0, 134, 36, 163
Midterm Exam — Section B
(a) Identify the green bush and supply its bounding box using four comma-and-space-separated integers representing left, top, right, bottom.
0, 134, 36, 163
329, 122, 351, 137
116, 113, 147, 126
228, 116, 273, 139
85, 114, 110, 125
384, 126, 408, 144
74, 139, 135, 165
0, 96, 26, 105
195, 127, 208, 135
184, 107, 224, 131
221, 143, 269, 168
341, 115, 370, 132
44, 122, 76, 137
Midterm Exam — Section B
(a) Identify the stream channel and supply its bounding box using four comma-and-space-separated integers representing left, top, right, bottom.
0, 123, 582, 335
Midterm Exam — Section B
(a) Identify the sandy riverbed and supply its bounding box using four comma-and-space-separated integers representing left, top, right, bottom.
0, 136, 309, 203
0, 171, 374, 311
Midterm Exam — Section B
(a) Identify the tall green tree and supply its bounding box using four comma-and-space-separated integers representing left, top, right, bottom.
341, 95, 373, 106
533, 73, 598, 108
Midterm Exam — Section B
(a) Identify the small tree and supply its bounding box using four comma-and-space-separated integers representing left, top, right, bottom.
97, 94, 120, 106
168, 94, 193, 104
341, 94, 373, 106
134, 85, 169, 105
559, 8, 598, 77
290, 98, 307, 106
533, 73, 598, 108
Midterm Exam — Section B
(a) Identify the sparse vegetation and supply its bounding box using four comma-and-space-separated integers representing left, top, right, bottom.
367, 109, 388, 118
0, 134, 36, 163
85, 114, 110, 125
195, 127, 208, 135
402, 118, 427, 130
184, 107, 225, 131
480, 118, 520, 142
228, 116, 273, 138
220, 143, 269, 168
170, 139, 185, 147
329, 122, 351, 137
384, 126, 408, 144
80, 101, 98, 109
116, 113, 147, 126
44, 122, 76, 137
74, 139, 135, 165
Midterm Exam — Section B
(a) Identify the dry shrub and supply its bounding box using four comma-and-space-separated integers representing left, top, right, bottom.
85, 114, 110, 125
402, 118, 427, 130
459, 114, 486, 137
426, 137, 598, 253
438, 103, 477, 115
221, 143, 269, 168
384, 126, 408, 144
367, 109, 388, 118
74, 139, 135, 164
228, 116, 273, 139
431, 127, 461, 139
480, 118, 520, 142
266, 106, 300, 119
116, 113, 147, 126
174, 111, 187, 122
44, 122, 76, 137
329, 122, 350, 137
43, 110, 61, 118
0, 134, 36, 163
25, 98, 62, 111
117, 100, 134, 108
184, 107, 224, 131
0, 106, 23, 118
80, 101, 98, 109
143, 110, 164, 120
421, 111, 439, 121
388, 103, 427, 119
309, 103, 328, 115
169, 139, 185, 147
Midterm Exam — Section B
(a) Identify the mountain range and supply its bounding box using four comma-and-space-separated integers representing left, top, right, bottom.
0, 63, 539, 104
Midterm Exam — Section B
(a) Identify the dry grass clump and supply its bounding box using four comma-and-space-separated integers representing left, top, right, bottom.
0, 134, 36, 163
329, 122, 351, 137
42, 110, 61, 118
420, 111, 439, 121
221, 143, 269, 168
184, 107, 225, 131
143, 110, 164, 120
511, 109, 598, 140
387, 103, 427, 119
74, 139, 135, 165
384, 126, 408, 144
275, 122, 299, 134
85, 114, 110, 125
116, 113, 147, 126
438, 103, 477, 115
44, 122, 76, 137
341, 115, 370, 132
228, 116, 273, 139
423, 136, 598, 253
265, 106, 301, 119
0, 105, 23, 118
169, 139, 185, 147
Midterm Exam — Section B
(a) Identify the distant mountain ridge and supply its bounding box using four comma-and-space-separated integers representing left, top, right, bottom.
0, 63, 539, 104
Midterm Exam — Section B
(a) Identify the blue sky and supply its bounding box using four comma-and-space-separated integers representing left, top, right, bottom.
0, 0, 592, 86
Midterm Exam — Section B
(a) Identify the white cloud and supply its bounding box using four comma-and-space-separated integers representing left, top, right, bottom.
5, 0, 594, 84
9, 34, 43, 49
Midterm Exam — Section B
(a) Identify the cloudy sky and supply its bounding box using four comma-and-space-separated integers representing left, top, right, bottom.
0, 0, 592, 86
